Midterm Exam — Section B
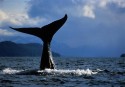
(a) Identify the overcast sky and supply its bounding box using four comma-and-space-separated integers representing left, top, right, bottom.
0, 0, 125, 57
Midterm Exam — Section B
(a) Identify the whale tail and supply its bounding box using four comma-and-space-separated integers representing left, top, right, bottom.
10, 14, 68, 70
10, 14, 67, 43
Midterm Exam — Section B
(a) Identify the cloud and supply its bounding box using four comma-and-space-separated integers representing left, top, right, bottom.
0, 10, 8, 20
113, 0, 125, 8
27, 0, 125, 19
28, 0, 74, 17
27, 0, 96, 19
97, 0, 125, 13
99, 0, 108, 8
0, 29, 16, 36
0, 9, 46, 27
107, 0, 125, 14
82, 4, 95, 19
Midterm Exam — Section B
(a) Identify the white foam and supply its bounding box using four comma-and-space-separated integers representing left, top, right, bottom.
96, 68, 103, 72
1, 68, 98, 75
38, 68, 98, 76
2, 68, 23, 74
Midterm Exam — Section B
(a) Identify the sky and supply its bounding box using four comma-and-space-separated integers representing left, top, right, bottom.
0, 0, 125, 57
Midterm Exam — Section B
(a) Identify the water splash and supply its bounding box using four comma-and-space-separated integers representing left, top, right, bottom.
38, 69, 98, 76
2, 68, 23, 74
1, 68, 98, 76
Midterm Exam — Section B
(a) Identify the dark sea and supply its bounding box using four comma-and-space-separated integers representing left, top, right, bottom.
0, 57, 125, 87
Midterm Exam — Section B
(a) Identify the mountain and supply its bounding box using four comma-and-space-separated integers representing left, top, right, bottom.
0, 41, 60, 57
120, 54, 125, 57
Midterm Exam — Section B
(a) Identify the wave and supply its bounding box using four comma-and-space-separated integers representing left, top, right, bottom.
1, 68, 100, 76
1, 68, 24, 74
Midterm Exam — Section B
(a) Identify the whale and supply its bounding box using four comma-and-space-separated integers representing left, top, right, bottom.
10, 14, 67, 70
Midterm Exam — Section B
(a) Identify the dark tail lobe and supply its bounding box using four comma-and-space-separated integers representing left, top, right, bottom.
10, 14, 67, 43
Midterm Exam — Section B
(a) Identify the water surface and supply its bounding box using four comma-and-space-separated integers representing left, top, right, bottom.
0, 57, 125, 87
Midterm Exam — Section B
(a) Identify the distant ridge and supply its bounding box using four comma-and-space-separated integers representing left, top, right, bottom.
0, 41, 60, 57
120, 54, 125, 57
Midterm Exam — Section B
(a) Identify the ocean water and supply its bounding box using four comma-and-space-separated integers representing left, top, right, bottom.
0, 57, 125, 87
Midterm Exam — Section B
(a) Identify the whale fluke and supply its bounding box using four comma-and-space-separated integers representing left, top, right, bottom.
10, 14, 67, 43
10, 14, 68, 70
